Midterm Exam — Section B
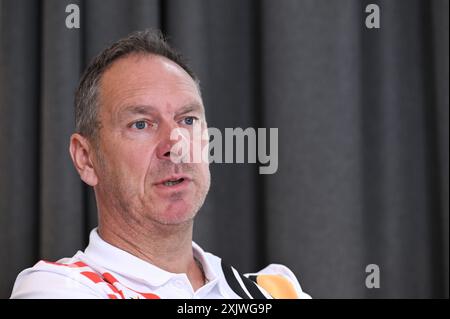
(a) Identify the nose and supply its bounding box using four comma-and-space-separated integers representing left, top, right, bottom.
155, 122, 185, 161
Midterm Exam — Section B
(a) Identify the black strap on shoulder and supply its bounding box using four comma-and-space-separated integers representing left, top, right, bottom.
220, 260, 267, 299
238, 273, 267, 299
221, 260, 250, 299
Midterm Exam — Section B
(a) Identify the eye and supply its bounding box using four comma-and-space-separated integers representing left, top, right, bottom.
182, 116, 198, 126
131, 120, 149, 130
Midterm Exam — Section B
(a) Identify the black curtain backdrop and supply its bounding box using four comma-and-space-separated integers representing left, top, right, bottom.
0, 0, 448, 298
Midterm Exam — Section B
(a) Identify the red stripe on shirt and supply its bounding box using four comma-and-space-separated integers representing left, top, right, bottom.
81, 271, 104, 284
43, 260, 159, 299
103, 272, 160, 299
43, 261, 88, 268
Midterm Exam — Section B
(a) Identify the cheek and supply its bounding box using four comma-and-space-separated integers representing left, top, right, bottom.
103, 141, 154, 183
197, 163, 211, 188
125, 147, 156, 179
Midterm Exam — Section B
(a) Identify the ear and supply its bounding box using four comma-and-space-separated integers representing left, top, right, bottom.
69, 133, 99, 186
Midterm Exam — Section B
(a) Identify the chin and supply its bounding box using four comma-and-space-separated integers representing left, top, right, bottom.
155, 201, 197, 225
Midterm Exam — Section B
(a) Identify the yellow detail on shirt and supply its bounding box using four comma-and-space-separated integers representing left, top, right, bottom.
256, 274, 299, 299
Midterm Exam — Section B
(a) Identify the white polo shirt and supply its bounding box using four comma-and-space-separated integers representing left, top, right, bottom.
10, 228, 310, 299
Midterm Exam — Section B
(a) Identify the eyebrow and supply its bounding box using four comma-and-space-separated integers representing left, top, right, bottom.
175, 103, 204, 116
118, 103, 204, 120
118, 104, 158, 119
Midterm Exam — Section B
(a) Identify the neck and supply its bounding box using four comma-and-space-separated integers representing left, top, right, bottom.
97, 212, 206, 291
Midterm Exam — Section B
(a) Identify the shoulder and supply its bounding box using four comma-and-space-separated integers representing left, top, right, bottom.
203, 249, 311, 299
10, 259, 104, 299
245, 264, 311, 299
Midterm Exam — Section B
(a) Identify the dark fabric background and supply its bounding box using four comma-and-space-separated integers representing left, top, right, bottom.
0, 0, 448, 298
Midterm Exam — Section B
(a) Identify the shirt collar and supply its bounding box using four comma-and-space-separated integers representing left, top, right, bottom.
192, 241, 218, 284
83, 228, 219, 288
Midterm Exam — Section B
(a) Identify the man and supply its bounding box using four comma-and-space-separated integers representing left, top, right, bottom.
10, 30, 310, 299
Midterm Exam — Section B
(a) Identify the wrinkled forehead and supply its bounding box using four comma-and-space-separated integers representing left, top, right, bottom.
98, 54, 203, 118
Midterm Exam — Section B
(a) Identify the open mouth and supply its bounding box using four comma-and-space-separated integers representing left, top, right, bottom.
163, 178, 185, 186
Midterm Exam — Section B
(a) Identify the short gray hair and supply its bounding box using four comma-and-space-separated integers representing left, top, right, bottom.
74, 29, 199, 140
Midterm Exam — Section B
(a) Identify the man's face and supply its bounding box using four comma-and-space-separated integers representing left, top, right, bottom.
93, 54, 210, 226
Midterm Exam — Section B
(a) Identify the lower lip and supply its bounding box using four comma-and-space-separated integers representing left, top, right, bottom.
154, 179, 191, 192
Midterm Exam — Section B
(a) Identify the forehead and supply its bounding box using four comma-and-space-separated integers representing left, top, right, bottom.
99, 54, 202, 116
